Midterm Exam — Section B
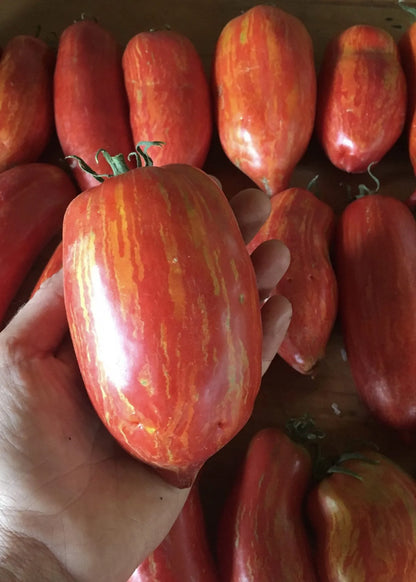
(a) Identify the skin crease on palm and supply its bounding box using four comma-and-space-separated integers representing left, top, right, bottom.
0, 186, 291, 582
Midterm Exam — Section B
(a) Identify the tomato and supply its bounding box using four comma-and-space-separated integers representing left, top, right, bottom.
399, 11, 416, 174
247, 187, 337, 374
212, 4, 317, 196
129, 482, 217, 581
217, 427, 317, 581
316, 24, 407, 173
336, 193, 416, 430
62, 154, 262, 488
0, 35, 54, 172
122, 30, 212, 168
54, 18, 135, 191
307, 450, 416, 581
0, 164, 77, 326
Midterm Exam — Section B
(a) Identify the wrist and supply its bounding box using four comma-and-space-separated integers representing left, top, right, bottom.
0, 527, 76, 582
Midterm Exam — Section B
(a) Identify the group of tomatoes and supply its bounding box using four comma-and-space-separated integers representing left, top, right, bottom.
1, 2, 416, 580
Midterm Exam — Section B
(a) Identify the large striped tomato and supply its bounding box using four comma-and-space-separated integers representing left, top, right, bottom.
212, 4, 317, 196
316, 24, 407, 173
62, 154, 262, 488
307, 450, 416, 580
122, 30, 212, 168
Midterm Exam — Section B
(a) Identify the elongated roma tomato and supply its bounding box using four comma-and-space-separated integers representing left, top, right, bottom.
129, 482, 218, 581
399, 12, 416, 174
0, 164, 77, 326
316, 25, 407, 173
217, 427, 317, 582
336, 194, 416, 430
0, 35, 54, 172
247, 187, 337, 374
307, 450, 416, 581
122, 30, 212, 168
62, 162, 262, 488
54, 19, 135, 191
212, 4, 317, 196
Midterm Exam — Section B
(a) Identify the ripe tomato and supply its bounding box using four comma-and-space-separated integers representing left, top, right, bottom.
122, 30, 212, 168
247, 187, 337, 374
336, 194, 416, 430
217, 427, 317, 581
62, 155, 262, 488
0, 35, 54, 172
316, 24, 407, 173
212, 4, 317, 196
308, 450, 416, 581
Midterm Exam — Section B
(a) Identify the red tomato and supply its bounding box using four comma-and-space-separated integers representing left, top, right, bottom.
316, 24, 407, 173
54, 18, 135, 191
247, 187, 337, 374
0, 35, 54, 172
399, 16, 416, 174
0, 164, 77, 326
336, 194, 416, 430
129, 482, 218, 581
62, 161, 262, 488
308, 450, 416, 581
217, 427, 317, 582
122, 30, 212, 168
212, 4, 317, 196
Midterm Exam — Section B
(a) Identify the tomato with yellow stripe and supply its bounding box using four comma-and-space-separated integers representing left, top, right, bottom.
62, 145, 262, 488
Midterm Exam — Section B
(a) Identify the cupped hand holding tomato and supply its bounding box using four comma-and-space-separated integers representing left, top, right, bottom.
0, 187, 290, 582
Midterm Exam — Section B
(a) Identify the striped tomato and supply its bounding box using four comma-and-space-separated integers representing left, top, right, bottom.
62, 152, 262, 488
217, 427, 317, 582
129, 482, 218, 581
212, 4, 317, 196
308, 450, 416, 580
247, 187, 337, 374
122, 30, 212, 168
316, 24, 407, 173
0, 35, 54, 172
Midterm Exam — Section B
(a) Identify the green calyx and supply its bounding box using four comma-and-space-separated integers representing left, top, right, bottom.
66, 140, 165, 183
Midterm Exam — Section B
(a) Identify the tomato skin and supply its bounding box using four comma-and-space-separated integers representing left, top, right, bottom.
122, 30, 212, 168
62, 164, 262, 488
336, 194, 416, 430
0, 35, 54, 172
54, 19, 135, 191
399, 23, 416, 174
247, 188, 337, 374
212, 4, 317, 196
0, 164, 77, 326
316, 25, 407, 173
307, 450, 416, 581
217, 427, 317, 582
128, 482, 218, 581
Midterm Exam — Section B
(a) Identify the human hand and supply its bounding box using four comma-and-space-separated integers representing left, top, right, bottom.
0, 187, 290, 582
